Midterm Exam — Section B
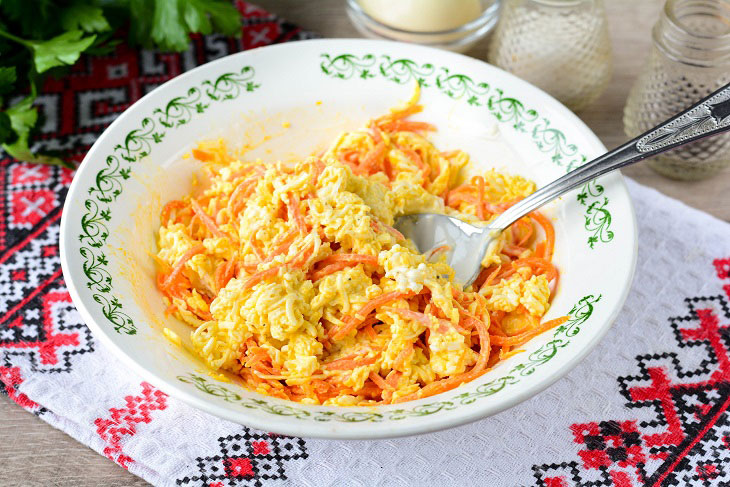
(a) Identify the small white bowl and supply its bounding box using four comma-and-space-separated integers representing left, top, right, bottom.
346, 0, 500, 53
60, 39, 636, 439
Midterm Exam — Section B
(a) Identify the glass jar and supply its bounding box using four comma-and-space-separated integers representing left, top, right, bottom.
346, 0, 500, 53
624, 0, 730, 180
487, 0, 613, 112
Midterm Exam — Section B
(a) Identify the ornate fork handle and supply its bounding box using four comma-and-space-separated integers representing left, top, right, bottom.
489, 82, 730, 232
637, 87, 730, 152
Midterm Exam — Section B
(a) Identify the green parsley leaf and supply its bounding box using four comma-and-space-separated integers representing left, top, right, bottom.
183, 1, 213, 36
0, 66, 17, 94
127, 0, 155, 48
4, 96, 36, 135
83, 32, 122, 56
0, 111, 15, 144
0, 0, 242, 167
151, 1, 190, 52
196, 0, 242, 36
28, 30, 97, 73
131, 0, 242, 51
0, 0, 56, 40
61, 4, 111, 33
2, 96, 68, 167
184, 0, 241, 37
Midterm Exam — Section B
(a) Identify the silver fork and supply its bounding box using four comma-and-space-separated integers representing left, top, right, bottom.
395, 82, 730, 286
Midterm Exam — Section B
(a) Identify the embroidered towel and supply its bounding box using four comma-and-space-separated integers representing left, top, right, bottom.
2, 4, 730, 486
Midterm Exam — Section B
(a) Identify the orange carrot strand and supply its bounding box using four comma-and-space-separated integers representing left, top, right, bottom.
531, 212, 555, 261
161, 244, 205, 291
191, 199, 227, 239
330, 291, 412, 340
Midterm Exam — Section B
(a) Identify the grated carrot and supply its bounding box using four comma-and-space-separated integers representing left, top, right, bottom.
191, 199, 227, 239
214, 259, 236, 291
228, 176, 260, 214
248, 229, 266, 262
264, 229, 298, 263
531, 211, 555, 261
322, 355, 377, 370
192, 149, 213, 162
534, 241, 546, 259
361, 142, 386, 175
446, 191, 479, 208
160, 244, 205, 291
330, 291, 413, 340
476, 265, 501, 292
368, 371, 390, 391
339, 150, 360, 172
462, 314, 490, 372
242, 265, 282, 290
393, 365, 488, 403
513, 217, 534, 247
288, 240, 316, 269
236, 261, 259, 275
490, 316, 568, 347
310, 262, 350, 281
316, 254, 378, 267
287, 193, 308, 235
373, 103, 421, 130
246, 239, 315, 290
363, 323, 377, 341
483, 198, 521, 214
383, 306, 451, 333
160, 200, 187, 225
311, 158, 326, 184
385, 370, 401, 388
379, 120, 435, 133
400, 146, 430, 182
503, 244, 527, 259
511, 256, 558, 282
392, 342, 414, 370
371, 219, 405, 241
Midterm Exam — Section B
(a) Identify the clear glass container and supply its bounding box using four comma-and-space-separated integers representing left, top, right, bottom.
487, 0, 613, 112
346, 0, 500, 53
624, 0, 730, 180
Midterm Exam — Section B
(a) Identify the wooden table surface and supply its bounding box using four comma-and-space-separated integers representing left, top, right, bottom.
2, 1, 728, 486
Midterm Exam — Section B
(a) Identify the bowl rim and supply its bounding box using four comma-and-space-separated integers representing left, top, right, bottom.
60, 38, 638, 439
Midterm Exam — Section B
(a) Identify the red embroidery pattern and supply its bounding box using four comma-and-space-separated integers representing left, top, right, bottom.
225, 457, 255, 478
0, 269, 94, 373
532, 258, 730, 486
9, 165, 51, 185
177, 430, 307, 487
714, 257, 730, 300
10, 189, 57, 228
94, 382, 168, 469
572, 421, 645, 470
252, 441, 270, 456
0, 366, 40, 411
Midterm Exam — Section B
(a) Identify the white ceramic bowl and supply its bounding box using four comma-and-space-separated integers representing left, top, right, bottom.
60, 39, 637, 439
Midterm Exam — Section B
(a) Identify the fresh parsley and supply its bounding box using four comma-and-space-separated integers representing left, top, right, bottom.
0, 0, 243, 168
